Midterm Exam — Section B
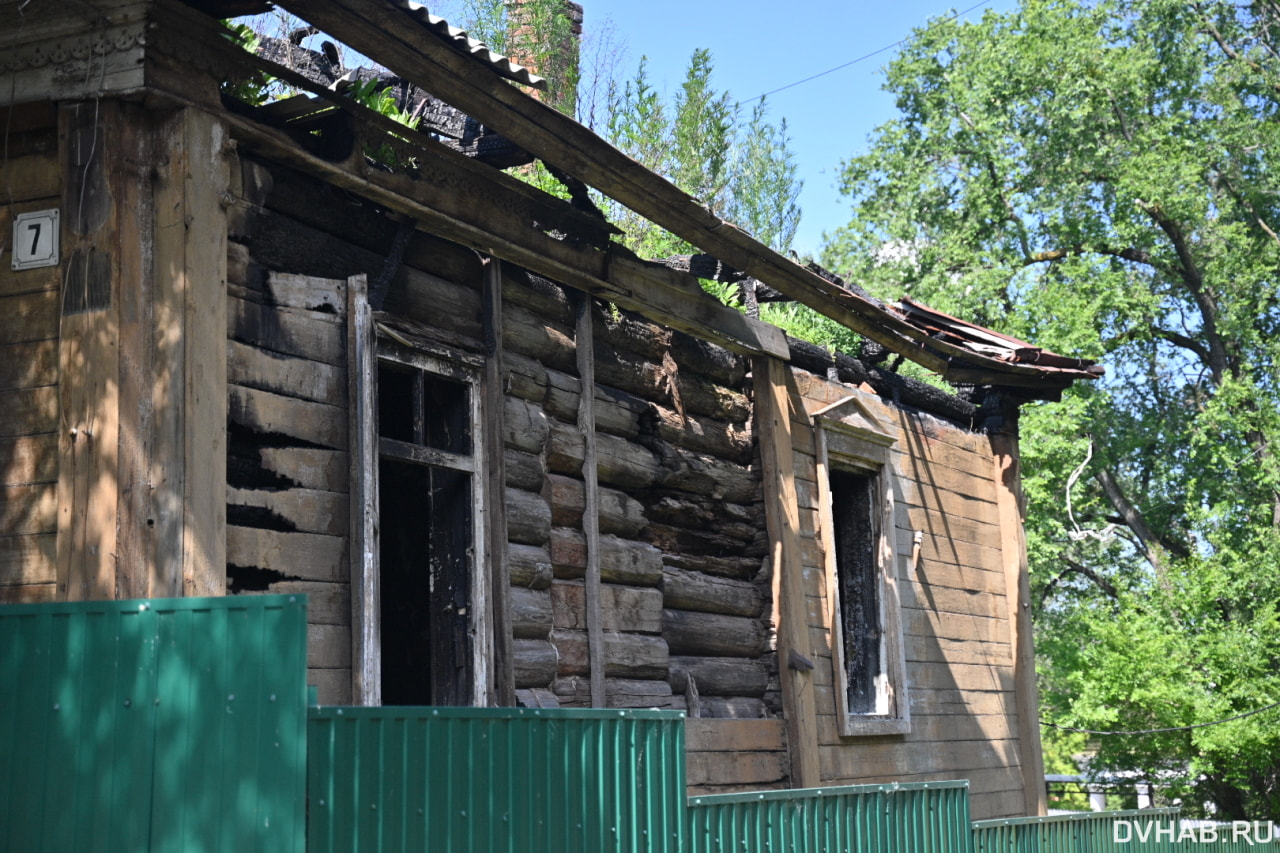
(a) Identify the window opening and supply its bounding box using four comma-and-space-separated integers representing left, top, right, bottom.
830, 469, 884, 715
376, 356, 477, 706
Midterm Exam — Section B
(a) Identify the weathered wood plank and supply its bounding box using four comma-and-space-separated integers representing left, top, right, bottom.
307, 667, 353, 706
0, 387, 57, 438
228, 294, 346, 366
505, 486, 552, 547
265, 271, 347, 315
552, 676, 678, 709
0, 533, 55, 584
903, 608, 1012, 646
1, 483, 57, 535
552, 581, 663, 633
542, 474, 647, 538
511, 585, 553, 639
753, 356, 819, 788
0, 434, 58, 486
308, 623, 352, 669
226, 486, 350, 536
551, 628, 669, 679
0, 341, 57, 394
227, 339, 346, 406
0, 290, 59, 348
0, 149, 59, 202
483, 258, 513, 705
0, 248, 61, 299
669, 656, 770, 698
226, 525, 348, 582
257, 447, 348, 493
508, 542, 553, 589
685, 718, 786, 753
687, 751, 788, 788
663, 609, 767, 658
662, 567, 765, 618
548, 528, 663, 586
234, 581, 350, 625
228, 384, 348, 450
0, 583, 56, 603
513, 638, 558, 688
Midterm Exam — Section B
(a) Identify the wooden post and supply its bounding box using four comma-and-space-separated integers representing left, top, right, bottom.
576, 295, 605, 708
348, 274, 380, 705
753, 357, 820, 789
56, 100, 227, 601
483, 257, 515, 706
990, 402, 1048, 816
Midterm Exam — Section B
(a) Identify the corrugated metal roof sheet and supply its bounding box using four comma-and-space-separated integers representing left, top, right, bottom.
387, 0, 548, 90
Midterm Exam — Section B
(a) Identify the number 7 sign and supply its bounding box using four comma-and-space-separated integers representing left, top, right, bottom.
12, 209, 60, 270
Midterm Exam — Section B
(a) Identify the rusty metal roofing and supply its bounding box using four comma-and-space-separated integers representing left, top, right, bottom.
892, 297, 1104, 380
387, 0, 548, 90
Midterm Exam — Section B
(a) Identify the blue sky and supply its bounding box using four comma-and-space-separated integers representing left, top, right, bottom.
557, 0, 1018, 258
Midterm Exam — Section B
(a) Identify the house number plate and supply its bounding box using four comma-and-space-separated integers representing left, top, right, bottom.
12, 209, 60, 270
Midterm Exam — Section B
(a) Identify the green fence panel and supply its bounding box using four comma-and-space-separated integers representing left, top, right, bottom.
686, 780, 975, 853
0, 594, 308, 853
306, 706, 686, 853
973, 808, 1182, 853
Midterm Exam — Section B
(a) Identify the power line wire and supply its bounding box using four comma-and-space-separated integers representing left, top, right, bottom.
1041, 700, 1280, 736
749, 0, 993, 102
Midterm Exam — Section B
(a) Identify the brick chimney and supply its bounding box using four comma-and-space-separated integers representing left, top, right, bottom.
506, 0, 583, 113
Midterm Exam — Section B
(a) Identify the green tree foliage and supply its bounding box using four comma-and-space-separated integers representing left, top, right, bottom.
601, 50, 802, 263
822, 0, 1280, 818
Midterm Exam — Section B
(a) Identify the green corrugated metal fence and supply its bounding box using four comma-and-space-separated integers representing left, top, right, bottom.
687, 780, 975, 853
973, 808, 1182, 853
306, 705, 687, 853
0, 594, 308, 853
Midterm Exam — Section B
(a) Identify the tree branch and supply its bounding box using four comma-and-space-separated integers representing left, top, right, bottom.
1094, 467, 1190, 578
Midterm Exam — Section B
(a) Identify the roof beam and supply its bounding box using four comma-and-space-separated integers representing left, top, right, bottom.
271, 0, 1085, 385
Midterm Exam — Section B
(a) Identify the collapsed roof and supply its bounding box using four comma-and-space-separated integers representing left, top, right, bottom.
205, 0, 1102, 400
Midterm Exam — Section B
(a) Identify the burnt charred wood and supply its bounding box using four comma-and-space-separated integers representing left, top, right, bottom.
368, 214, 417, 311
256, 37, 340, 87
785, 335, 836, 375
544, 162, 607, 221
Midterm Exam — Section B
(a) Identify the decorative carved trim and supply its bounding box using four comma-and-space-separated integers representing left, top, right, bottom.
0, 26, 148, 74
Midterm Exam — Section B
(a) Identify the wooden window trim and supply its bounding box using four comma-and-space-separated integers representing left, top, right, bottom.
813, 400, 910, 737
349, 323, 491, 707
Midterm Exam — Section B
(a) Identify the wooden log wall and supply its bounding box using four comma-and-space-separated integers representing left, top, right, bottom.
788, 370, 1029, 820
227, 154, 780, 741
0, 103, 60, 602
227, 153, 1033, 813
225, 157, 354, 703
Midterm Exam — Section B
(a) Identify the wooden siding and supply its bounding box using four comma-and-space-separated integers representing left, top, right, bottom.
790, 370, 1028, 819
0, 103, 61, 601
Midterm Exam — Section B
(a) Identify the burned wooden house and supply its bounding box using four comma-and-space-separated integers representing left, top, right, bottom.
0, 0, 1102, 820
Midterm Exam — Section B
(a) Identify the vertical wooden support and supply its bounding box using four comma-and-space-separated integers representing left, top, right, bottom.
990, 407, 1048, 816
56, 101, 228, 601
348, 274, 380, 706
483, 257, 514, 706
753, 357, 820, 788
56, 101, 122, 601
576, 295, 605, 708
171, 107, 228, 597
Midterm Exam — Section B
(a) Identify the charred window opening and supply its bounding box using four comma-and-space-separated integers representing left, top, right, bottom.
830, 469, 883, 715
377, 356, 477, 706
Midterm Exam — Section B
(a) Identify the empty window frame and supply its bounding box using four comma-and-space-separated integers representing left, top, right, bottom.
372, 344, 488, 707
814, 405, 909, 736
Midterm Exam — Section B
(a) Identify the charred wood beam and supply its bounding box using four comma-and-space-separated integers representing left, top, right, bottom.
270, 0, 1097, 391
783, 335, 980, 427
